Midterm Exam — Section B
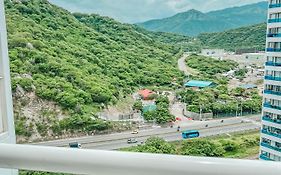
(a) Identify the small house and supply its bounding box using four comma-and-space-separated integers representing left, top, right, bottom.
138, 89, 155, 100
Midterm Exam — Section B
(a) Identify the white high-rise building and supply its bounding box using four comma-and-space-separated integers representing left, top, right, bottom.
260, 0, 281, 161
0, 0, 17, 174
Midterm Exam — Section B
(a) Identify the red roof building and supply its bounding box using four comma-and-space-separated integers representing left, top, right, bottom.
138, 89, 155, 100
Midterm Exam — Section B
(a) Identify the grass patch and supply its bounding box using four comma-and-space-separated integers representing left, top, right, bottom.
121, 131, 260, 159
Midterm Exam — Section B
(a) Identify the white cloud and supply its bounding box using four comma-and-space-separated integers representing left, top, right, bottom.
49, 0, 265, 23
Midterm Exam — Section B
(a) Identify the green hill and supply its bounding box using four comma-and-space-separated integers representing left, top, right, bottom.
5, 0, 184, 140
198, 23, 267, 51
137, 2, 268, 36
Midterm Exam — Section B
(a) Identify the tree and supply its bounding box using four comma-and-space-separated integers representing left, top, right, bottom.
143, 110, 156, 121
156, 95, 169, 105
133, 100, 143, 111
136, 137, 176, 154
220, 140, 239, 152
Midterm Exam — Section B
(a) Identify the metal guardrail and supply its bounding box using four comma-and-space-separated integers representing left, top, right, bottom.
0, 144, 280, 175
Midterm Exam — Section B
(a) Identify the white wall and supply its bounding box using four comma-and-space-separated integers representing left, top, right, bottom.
0, 0, 18, 174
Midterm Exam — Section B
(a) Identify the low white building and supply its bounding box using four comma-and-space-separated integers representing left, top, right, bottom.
201, 49, 225, 59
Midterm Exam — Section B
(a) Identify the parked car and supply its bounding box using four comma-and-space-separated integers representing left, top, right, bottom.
131, 130, 139, 134
127, 138, 138, 144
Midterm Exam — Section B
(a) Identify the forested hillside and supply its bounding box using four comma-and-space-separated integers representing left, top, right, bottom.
5, 0, 184, 141
138, 2, 267, 36
198, 23, 266, 51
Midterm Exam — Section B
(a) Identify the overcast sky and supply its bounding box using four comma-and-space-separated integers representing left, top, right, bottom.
49, 0, 265, 23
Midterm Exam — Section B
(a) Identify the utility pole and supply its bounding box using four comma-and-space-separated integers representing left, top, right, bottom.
240, 100, 243, 116
236, 102, 239, 117
199, 104, 203, 121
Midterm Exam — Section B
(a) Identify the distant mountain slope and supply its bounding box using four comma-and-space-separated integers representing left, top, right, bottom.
198, 23, 267, 51
138, 1, 268, 36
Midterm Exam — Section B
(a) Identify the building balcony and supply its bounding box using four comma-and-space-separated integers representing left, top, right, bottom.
262, 115, 281, 124
260, 154, 274, 161
261, 142, 281, 152
268, 18, 281, 23
264, 75, 281, 82
262, 129, 281, 139
264, 89, 281, 96
265, 61, 281, 66
269, 4, 281, 8
266, 48, 281, 52
267, 33, 281, 37
0, 144, 280, 175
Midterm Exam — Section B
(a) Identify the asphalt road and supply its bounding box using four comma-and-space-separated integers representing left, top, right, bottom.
32, 115, 261, 150
178, 53, 190, 76
87, 123, 260, 150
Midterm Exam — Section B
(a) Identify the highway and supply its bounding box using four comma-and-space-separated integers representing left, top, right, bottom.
32, 115, 261, 150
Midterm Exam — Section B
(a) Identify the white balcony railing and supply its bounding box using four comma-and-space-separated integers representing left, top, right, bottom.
0, 144, 280, 175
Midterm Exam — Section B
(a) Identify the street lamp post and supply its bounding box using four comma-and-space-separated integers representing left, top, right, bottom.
240, 100, 243, 116
199, 105, 202, 121
236, 102, 239, 117
235, 97, 244, 117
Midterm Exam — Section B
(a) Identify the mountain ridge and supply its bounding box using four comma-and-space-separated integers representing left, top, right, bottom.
137, 1, 268, 36
198, 23, 267, 51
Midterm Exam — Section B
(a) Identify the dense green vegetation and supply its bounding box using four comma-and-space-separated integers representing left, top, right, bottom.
122, 131, 260, 158
138, 2, 267, 36
144, 20, 267, 53
5, 0, 185, 137
185, 54, 236, 85
178, 86, 262, 116
198, 23, 266, 51
133, 27, 191, 45
235, 68, 248, 80
143, 95, 175, 124
152, 22, 267, 52
186, 54, 238, 77
179, 55, 262, 115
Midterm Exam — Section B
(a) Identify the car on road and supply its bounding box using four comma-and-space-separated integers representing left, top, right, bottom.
69, 142, 82, 148
127, 138, 138, 144
131, 130, 139, 134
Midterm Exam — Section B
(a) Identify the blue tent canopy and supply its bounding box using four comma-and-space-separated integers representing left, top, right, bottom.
143, 104, 157, 113
185, 80, 214, 88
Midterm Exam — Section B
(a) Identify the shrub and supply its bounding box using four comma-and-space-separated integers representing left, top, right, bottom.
136, 137, 176, 154
220, 140, 239, 152
181, 139, 225, 157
